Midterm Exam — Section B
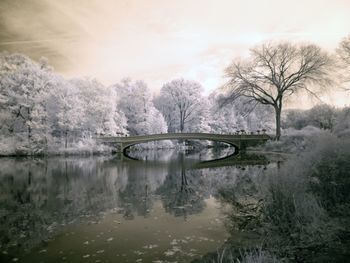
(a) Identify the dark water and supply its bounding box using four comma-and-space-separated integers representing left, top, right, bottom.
0, 150, 275, 263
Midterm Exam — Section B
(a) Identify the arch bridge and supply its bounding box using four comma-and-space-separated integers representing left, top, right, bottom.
97, 133, 270, 156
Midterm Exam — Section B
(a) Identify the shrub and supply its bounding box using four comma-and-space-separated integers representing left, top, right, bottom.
261, 133, 349, 254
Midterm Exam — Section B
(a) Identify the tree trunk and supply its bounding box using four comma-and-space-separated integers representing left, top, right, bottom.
65, 130, 68, 148
179, 109, 184, 133
180, 121, 184, 133
27, 108, 32, 140
275, 107, 281, 141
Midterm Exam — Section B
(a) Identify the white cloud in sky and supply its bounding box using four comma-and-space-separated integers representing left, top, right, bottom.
1, 0, 350, 106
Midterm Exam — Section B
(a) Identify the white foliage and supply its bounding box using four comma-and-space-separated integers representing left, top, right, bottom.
0, 52, 127, 154
155, 78, 207, 132
113, 78, 168, 135
208, 92, 274, 134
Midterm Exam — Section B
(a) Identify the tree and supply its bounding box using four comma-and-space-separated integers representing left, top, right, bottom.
0, 52, 55, 152
207, 91, 275, 134
307, 104, 337, 130
223, 42, 334, 140
113, 78, 167, 135
334, 107, 350, 137
157, 78, 205, 132
48, 78, 84, 148
0, 52, 129, 154
208, 92, 241, 133
71, 78, 128, 137
283, 109, 309, 130
337, 35, 350, 88
154, 95, 179, 132
283, 104, 337, 131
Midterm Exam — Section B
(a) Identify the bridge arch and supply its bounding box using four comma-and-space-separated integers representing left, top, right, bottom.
122, 137, 240, 160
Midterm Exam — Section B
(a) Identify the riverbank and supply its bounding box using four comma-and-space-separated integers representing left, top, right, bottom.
0, 137, 175, 157
203, 132, 350, 263
0, 137, 113, 157
0, 137, 229, 157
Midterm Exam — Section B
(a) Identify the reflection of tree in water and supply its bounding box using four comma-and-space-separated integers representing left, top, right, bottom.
156, 153, 272, 219
0, 160, 53, 253
0, 157, 126, 253
116, 162, 168, 219
157, 165, 206, 219
186, 144, 235, 161
0, 152, 272, 259
191, 165, 277, 263
118, 174, 153, 219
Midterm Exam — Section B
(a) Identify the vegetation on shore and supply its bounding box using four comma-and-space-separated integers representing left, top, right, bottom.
198, 130, 350, 262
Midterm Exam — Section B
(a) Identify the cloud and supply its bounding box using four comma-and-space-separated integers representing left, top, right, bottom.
0, 0, 349, 106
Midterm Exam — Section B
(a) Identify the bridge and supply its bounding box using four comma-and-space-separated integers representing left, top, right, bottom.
97, 133, 270, 156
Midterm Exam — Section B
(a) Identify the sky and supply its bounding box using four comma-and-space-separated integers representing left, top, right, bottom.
0, 0, 350, 107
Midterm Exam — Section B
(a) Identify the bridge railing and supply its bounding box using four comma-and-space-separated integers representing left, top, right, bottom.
95, 132, 271, 142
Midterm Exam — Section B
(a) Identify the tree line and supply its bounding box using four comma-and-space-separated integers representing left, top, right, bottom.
0, 35, 349, 155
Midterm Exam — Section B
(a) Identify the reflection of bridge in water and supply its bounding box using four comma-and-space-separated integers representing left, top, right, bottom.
98, 133, 270, 158
116, 152, 271, 169
193, 153, 270, 169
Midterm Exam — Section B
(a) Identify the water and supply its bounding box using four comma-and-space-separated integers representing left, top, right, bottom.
0, 150, 274, 263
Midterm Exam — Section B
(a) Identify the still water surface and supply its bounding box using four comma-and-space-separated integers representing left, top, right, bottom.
0, 150, 274, 263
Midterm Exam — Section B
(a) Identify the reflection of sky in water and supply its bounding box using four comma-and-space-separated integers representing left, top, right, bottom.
128, 144, 236, 162
24, 198, 228, 263
0, 153, 276, 262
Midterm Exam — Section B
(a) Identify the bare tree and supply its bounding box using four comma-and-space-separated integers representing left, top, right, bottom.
223, 42, 334, 140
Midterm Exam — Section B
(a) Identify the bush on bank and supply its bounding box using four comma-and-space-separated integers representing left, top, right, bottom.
217, 132, 350, 262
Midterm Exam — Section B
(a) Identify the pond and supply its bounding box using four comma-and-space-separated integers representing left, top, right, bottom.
0, 149, 276, 263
